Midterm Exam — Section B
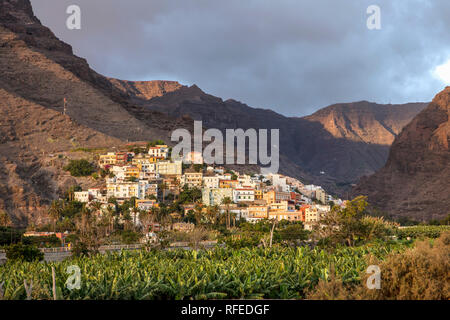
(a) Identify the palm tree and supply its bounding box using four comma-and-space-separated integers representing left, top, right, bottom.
77, 207, 92, 236
90, 201, 103, 218
49, 200, 63, 232
221, 197, 232, 229
123, 212, 132, 231
139, 210, 151, 233
205, 206, 216, 225
106, 205, 115, 234
194, 203, 203, 225
158, 182, 169, 203
0, 210, 11, 227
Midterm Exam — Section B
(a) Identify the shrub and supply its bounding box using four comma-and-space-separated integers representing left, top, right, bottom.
396, 225, 450, 239
22, 235, 61, 248
5, 244, 44, 262
71, 240, 91, 258
307, 231, 450, 300
63, 159, 95, 177
0, 227, 23, 246
120, 230, 142, 244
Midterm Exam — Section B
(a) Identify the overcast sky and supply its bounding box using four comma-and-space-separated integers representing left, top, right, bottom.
30, 0, 450, 116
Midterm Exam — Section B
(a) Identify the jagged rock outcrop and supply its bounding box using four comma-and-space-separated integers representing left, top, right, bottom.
108, 79, 184, 101
354, 87, 450, 221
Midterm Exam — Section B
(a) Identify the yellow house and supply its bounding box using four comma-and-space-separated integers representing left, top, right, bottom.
125, 166, 140, 178
219, 180, 239, 189
247, 205, 269, 219
99, 152, 117, 168
182, 171, 203, 188
263, 190, 290, 204
254, 189, 263, 200
268, 211, 302, 222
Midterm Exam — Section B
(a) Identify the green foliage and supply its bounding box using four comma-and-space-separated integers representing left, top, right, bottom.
0, 227, 23, 246
179, 186, 202, 204
70, 147, 107, 153
222, 234, 261, 249
120, 230, 142, 244
395, 225, 450, 240
71, 240, 90, 258
5, 244, 44, 262
147, 140, 165, 148
22, 235, 61, 248
61, 201, 84, 219
0, 210, 12, 227
315, 196, 396, 247
278, 223, 309, 242
63, 159, 95, 177
0, 242, 410, 300
193, 164, 203, 172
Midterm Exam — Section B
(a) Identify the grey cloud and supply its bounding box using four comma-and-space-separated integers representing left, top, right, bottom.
30, 0, 450, 116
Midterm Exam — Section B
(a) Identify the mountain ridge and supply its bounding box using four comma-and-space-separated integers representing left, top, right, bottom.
354, 87, 450, 221
119, 80, 427, 192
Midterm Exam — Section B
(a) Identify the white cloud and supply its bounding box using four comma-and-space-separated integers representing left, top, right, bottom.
433, 59, 450, 85
30, 0, 450, 116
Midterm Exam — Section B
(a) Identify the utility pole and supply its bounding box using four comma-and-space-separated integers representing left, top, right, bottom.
63, 97, 67, 115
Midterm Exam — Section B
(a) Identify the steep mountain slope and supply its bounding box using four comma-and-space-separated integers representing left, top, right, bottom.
354, 87, 450, 221
304, 101, 426, 145
109, 79, 184, 102
300, 101, 427, 185
122, 82, 426, 193
0, 0, 190, 141
0, 0, 191, 225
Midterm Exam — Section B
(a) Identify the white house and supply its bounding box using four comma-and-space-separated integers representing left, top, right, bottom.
233, 188, 255, 203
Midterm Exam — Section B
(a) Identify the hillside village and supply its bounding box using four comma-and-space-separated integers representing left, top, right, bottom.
67, 141, 343, 242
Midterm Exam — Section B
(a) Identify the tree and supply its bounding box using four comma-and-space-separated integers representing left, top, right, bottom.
73, 207, 103, 256
0, 210, 11, 227
48, 200, 64, 232
65, 185, 82, 201
314, 196, 396, 247
63, 159, 95, 177
6, 244, 44, 262
193, 203, 204, 225
105, 205, 116, 234
193, 164, 203, 173
123, 212, 132, 231
158, 182, 169, 203
278, 222, 309, 244
147, 140, 165, 149
206, 205, 219, 225
90, 201, 103, 217
139, 210, 152, 233
221, 197, 233, 229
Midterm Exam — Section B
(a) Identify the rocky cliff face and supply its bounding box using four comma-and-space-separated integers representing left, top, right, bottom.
108, 79, 184, 101
354, 87, 450, 221
304, 101, 426, 145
